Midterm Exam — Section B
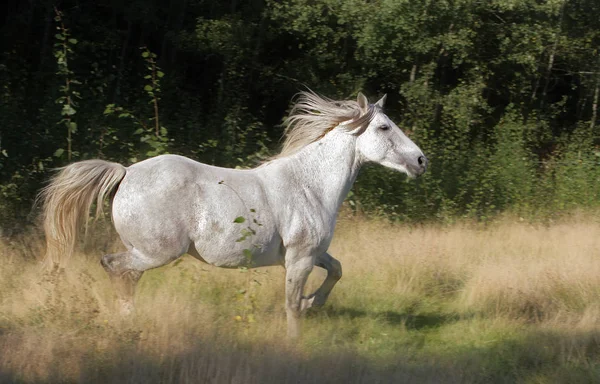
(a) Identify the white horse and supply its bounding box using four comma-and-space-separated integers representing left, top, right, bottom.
40, 92, 427, 338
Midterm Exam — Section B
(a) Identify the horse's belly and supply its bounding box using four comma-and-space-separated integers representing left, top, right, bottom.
189, 232, 283, 269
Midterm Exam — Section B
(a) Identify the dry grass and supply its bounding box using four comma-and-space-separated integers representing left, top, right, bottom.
1, 217, 600, 383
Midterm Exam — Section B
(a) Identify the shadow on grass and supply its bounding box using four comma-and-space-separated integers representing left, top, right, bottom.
0, 331, 463, 384
1, 325, 599, 384
313, 305, 461, 330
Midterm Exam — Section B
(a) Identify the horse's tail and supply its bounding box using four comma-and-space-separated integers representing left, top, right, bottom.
39, 159, 127, 268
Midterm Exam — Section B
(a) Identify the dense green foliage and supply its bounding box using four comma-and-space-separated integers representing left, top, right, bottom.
1, 0, 600, 228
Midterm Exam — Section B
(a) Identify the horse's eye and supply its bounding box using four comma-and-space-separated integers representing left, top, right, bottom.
379, 125, 390, 131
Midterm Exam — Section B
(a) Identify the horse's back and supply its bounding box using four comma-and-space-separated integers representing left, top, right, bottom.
125, 154, 203, 188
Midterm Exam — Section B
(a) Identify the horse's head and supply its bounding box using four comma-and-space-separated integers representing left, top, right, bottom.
354, 93, 427, 178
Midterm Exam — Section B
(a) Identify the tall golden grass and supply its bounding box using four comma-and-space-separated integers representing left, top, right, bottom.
1, 216, 599, 383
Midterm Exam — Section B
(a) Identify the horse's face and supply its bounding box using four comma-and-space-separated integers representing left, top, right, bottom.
355, 95, 427, 178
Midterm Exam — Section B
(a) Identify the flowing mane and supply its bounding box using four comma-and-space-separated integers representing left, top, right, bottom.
274, 91, 378, 159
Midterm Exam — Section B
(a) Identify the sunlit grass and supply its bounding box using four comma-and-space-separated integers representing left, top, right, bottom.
1, 216, 600, 383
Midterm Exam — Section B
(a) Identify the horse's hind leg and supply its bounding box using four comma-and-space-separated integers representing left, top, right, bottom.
308, 252, 342, 308
101, 251, 145, 315
285, 254, 315, 339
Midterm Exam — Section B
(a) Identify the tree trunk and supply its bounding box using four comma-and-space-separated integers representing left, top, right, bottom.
410, 63, 418, 83
112, 20, 133, 103
590, 80, 598, 131
539, 1, 566, 113
169, 0, 187, 64
38, 1, 54, 71
589, 53, 600, 131
159, 0, 175, 68
248, 0, 266, 92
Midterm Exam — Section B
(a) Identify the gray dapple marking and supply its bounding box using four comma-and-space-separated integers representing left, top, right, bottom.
40, 92, 427, 338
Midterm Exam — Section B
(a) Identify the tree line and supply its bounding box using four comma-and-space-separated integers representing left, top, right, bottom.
1, 0, 600, 229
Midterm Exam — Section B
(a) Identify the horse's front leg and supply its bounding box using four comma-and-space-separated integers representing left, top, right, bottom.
284, 252, 315, 339
309, 252, 342, 308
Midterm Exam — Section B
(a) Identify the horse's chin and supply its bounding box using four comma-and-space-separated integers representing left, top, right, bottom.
380, 161, 418, 178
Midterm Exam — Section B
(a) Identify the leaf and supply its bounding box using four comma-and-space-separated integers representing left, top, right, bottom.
68, 121, 77, 133
133, 128, 144, 135
157, 71, 165, 78
142, 51, 149, 58
144, 85, 153, 91
103, 104, 114, 115
54, 148, 65, 157
233, 216, 246, 223
68, 38, 78, 44
62, 105, 76, 116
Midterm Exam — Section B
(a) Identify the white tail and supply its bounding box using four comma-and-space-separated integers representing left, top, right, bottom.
39, 160, 126, 267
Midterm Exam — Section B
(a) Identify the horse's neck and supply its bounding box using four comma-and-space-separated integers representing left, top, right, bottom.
285, 130, 361, 215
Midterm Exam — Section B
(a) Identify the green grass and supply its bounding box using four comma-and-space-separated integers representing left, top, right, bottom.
1, 218, 600, 383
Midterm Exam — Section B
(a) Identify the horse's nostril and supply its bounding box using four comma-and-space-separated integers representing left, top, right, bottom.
418, 155, 427, 166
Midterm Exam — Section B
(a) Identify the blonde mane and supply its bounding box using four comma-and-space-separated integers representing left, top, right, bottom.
274, 91, 378, 159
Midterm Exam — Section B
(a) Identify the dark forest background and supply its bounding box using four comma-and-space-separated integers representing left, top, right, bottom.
2, 0, 600, 230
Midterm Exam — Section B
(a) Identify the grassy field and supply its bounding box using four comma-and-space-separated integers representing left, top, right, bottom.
1, 216, 600, 383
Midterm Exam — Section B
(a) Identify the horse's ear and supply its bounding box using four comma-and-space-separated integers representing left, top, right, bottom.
357, 92, 369, 112
375, 94, 387, 108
